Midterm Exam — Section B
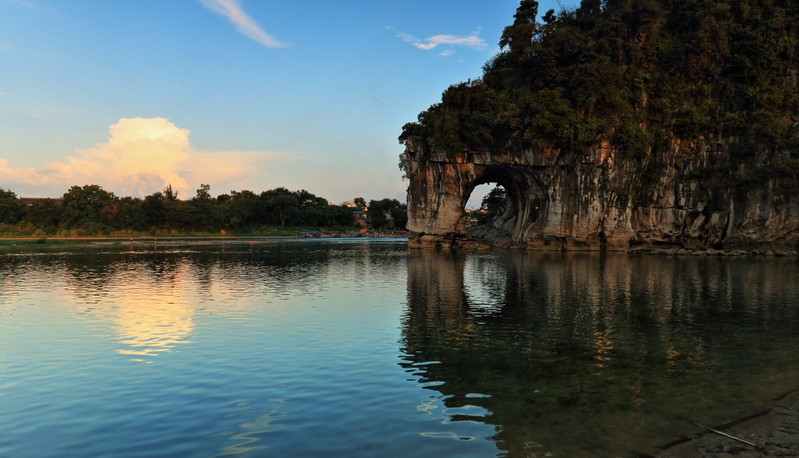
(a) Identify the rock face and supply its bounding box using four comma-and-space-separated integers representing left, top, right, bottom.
402, 138, 799, 251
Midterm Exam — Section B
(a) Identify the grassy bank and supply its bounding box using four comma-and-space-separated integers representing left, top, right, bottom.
0, 226, 409, 247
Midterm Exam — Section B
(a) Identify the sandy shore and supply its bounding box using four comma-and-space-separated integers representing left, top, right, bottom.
658, 391, 799, 456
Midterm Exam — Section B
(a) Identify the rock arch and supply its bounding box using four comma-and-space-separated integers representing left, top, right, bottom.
401, 138, 799, 251
463, 166, 545, 244
402, 140, 576, 249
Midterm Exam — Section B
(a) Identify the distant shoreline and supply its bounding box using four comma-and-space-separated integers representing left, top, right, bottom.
0, 235, 410, 247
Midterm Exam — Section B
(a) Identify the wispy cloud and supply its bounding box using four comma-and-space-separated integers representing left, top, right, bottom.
4, 0, 52, 13
0, 117, 290, 198
387, 26, 487, 56
413, 34, 487, 51
200, 0, 287, 48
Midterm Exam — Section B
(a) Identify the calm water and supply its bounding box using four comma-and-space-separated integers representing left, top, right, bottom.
1, 239, 798, 457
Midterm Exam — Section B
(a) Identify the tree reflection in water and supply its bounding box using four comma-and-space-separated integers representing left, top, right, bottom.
401, 250, 799, 456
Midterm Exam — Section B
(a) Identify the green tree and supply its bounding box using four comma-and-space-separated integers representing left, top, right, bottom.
108, 196, 146, 231
293, 189, 329, 226
227, 190, 262, 228
477, 186, 508, 224
390, 204, 408, 229
0, 188, 22, 224
368, 198, 404, 229
401, 0, 799, 175
499, 0, 538, 57
24, 199, 62, 232
270, 195, 300, 228
163, 184, 179, 201
327, 205, 357, 226
261, 188, 300, 228
189, 184, 215, 230
194, 183, 211, 201
142, 191, 167, 229
61, 184, 115, 230
353, 197, 367, 211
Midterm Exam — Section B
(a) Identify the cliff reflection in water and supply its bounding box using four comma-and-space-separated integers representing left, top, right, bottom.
401, 250, 799, 456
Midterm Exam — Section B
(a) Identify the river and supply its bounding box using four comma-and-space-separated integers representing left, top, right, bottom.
1, 239, 798, 456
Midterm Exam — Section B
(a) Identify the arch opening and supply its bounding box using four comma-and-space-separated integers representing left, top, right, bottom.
462, 168, 543, 243
465, 182, 514, 239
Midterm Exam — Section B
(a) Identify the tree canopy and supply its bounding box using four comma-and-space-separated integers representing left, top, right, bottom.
0, 184, 407, 236
400, 0, 799, 164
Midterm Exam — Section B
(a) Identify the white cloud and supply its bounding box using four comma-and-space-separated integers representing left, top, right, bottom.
184, 149, 287, 195
0, 158, 50, 187
0, 117, 290, 198
395, 32, 418, 44
389, 27, 487, 55
414, 34, 486, 50
5, 0, 51, 12
200, 0, 287, 48
46, 117, 193, 197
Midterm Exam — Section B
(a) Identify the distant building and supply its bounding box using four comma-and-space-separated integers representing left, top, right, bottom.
464, 208, 483, 227
384, 211, 396, 229
353, 210, 368, 228
19, 197, 63, 207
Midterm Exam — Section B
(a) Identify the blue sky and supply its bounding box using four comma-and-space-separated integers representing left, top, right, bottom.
0, 0, 578, 204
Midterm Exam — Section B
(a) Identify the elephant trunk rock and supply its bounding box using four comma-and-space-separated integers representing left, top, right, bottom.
402, 139, 799, 253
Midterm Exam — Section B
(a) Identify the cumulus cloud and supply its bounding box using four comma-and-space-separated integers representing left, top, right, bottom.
200, 0, 287, 48
47, 118, 193, 197
388, 26, 487, 55
0, 158, 50, 187
0, 117, 289, 198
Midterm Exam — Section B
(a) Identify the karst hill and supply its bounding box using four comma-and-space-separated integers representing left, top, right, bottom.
400, 0, 799, 252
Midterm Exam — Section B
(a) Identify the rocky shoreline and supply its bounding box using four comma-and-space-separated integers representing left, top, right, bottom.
625, 247, 799, 257
658, 391, 799, 457
411, 235, 799, 256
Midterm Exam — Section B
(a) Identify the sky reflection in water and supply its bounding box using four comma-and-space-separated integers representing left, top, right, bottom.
1, 241, 798, 456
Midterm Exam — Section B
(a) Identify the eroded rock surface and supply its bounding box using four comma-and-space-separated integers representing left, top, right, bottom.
402, 138, 799, 252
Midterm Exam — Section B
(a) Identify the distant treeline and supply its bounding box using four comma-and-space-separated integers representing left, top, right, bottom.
0, 184, 407, 236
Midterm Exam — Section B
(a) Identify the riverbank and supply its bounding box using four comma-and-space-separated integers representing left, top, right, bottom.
658, 391, 799, 456
0, 232, 409, 246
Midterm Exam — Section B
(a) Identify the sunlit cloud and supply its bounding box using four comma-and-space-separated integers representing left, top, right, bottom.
387, 26, 487, 55
0, 158, 49, 187
185, 150, 288, 195
47, 117, 193, 197
0, 117, 291, 198
200, 0, 287, 48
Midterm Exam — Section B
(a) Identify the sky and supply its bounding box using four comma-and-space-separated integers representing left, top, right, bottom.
0, 0, 578, 205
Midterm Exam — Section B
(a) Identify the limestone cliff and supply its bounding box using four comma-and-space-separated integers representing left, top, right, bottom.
402, 138, 799, 252
399, 1, 798, 253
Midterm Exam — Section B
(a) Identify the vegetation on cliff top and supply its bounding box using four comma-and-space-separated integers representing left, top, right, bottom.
400, 0, 799, 167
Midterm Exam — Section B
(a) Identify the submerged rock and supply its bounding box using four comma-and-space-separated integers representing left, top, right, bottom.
658, 391, 799, 457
